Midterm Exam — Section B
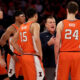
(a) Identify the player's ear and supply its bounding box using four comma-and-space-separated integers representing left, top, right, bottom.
15, 16, 18, 20
66, 8, 68, 14
34, 14, 38, 22
75, 10, 78, 14
34, 14, 37, 19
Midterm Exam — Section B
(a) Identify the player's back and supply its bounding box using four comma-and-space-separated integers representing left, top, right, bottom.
19, 21, 36, 54
60, 19, 80, 52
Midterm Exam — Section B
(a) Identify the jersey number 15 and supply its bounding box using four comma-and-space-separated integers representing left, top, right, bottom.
20, 32, 27, 42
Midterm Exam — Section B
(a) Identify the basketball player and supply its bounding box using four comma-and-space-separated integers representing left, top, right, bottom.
55, 1, 80, 80
0, 8, 5, 68
0, 10, 25, 80
0, 8, 10, 80
11, 7, 45, 80
0, 8, 4, 66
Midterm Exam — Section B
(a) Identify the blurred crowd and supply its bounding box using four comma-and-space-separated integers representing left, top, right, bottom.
0, 0, 80, 32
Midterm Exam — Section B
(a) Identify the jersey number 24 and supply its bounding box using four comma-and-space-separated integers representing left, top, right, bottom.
65, 29, 78, 40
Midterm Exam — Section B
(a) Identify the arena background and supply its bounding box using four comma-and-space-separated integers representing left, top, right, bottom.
0, 0, 80, 32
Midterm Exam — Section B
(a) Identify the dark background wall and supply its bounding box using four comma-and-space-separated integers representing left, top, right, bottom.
0, 0, 80, 32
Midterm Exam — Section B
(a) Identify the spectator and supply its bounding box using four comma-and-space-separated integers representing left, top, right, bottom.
8, 2, 15, 16
35, 0, 43, 13
40, 16, 56, 80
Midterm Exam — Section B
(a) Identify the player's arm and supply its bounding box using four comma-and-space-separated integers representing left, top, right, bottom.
0, 46, 6, 67
0, 46, 2, 57
31, 23, 43, 60
11, 30, 23, 55
0, 46, 1, 55
0, 26, 16, 46
54, 21, 63, 64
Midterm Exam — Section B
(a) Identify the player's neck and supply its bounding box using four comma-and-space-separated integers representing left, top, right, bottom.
67, 13, 76, 21
28, 18, 36, 22
14, 22, 21, 27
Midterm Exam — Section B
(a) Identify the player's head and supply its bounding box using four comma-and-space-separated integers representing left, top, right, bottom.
67, 1, 79, 15
26, 7, 38, 22
45, 16, 56, 34
14, 10, 25, 24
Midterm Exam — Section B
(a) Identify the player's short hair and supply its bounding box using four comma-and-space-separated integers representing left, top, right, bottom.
67, 1, 79, 13
14, 10, 24, 17
26, 7, 37, 18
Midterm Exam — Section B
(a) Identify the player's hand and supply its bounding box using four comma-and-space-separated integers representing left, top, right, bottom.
55, 55, 58, 65
0, 39, 6, 47
39, 54, 42, 61
4, 77, 10, 80
12, 54, 19, 62
36, 52, 42, 61
38, 52, 43, 60
0, 56, 6, 67
55, 58, 57, 64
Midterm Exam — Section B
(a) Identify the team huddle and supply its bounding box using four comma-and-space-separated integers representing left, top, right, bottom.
0, 1, 80, 80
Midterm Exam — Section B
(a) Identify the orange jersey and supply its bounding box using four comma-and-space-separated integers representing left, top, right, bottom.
9, 24, 21, 55
12, 24, 18, 30
19, 21, 37, 54
9, 24, 18, 52
60, 19, 80, 52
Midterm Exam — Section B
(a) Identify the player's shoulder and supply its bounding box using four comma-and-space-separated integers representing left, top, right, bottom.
31, 22, 40, 28
7, 24, 16, 31
57, 20, 64, 32
57, 20, 63, 27
58, 19, 67, 24
32, 22, 40, 26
